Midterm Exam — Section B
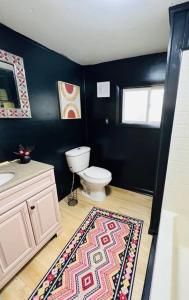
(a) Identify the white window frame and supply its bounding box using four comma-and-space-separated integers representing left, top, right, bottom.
122, 86, 164, 127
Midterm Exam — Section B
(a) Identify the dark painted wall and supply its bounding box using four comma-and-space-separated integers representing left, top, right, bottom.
84, 53, 167, 194
149, 2, 189, 234
0, 24, 168, 200
0, 24, 86, 199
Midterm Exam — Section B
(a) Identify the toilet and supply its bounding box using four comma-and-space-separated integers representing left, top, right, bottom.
65, 146, 112, 201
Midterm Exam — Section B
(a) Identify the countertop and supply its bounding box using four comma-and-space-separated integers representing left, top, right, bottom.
0, 160, 54, 194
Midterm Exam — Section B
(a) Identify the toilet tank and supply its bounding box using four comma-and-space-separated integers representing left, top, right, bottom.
65, 146, 91, 173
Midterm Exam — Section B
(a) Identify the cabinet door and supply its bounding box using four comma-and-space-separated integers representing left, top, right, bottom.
0, 202, 35, 277
27, 184, 60, 245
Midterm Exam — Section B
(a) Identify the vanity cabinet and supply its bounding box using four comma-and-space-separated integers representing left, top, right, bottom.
0, 165, 61, 289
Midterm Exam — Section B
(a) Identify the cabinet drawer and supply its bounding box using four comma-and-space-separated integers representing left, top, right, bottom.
0, 169, 55, 215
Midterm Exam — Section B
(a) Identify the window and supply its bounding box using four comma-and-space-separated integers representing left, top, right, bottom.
122, 86, 164, 126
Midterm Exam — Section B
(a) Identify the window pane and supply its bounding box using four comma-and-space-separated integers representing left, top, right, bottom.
149, 88, 164, 123
123, 89, 148, 123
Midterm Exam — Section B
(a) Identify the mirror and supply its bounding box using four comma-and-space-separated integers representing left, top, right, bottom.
0, 61, 20, 109
0, 50, 31, 118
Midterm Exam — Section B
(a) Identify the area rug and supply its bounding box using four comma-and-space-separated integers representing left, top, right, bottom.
28, 207, 143, 300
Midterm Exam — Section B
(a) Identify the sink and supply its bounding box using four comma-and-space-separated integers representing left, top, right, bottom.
0, 172, 15, 186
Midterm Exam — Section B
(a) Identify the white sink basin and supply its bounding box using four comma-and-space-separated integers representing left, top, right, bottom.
0, 172, 15, 186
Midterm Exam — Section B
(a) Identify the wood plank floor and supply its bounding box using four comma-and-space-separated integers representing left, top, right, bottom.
1, 186, 152, 300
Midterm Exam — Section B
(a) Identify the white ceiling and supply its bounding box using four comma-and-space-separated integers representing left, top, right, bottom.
0, 0, 186, 65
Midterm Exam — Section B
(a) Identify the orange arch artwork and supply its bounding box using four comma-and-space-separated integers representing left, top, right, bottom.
58, 81, 81, 119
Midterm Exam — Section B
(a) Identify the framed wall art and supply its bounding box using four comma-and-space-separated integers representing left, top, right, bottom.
0, 49, 31, 118
58, 81, 81, 119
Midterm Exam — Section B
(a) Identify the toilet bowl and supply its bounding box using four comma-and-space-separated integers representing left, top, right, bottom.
78, 166, 112, 201
65, 146, 112, 201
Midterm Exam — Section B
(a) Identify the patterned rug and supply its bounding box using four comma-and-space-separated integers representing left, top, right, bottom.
29, 207, 143, 300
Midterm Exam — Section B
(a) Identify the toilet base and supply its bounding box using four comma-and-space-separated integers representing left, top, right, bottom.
82, 188, 106, 202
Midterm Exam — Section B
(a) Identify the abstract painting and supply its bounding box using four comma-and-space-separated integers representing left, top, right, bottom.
58, 81, 81, 119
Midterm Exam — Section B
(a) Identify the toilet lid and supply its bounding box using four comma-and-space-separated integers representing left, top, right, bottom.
84, 166, 111, 179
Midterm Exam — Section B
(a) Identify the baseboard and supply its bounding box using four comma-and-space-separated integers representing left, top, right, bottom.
148, 228, 158, 235
141, 235, 158, 300
110, 184, 154, 196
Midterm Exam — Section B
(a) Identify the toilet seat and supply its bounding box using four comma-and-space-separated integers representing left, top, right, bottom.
84, 166, 111, 180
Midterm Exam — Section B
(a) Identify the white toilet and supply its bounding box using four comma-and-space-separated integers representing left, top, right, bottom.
65, 146, 112, 201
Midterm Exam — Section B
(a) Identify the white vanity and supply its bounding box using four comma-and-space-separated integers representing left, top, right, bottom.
0, 160, 61, 289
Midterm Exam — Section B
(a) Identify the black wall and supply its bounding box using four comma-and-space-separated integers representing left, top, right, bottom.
0, 23, 168, 200
84, 53, 167, 194
0, 24, 86, 200
149, 2, 189, 234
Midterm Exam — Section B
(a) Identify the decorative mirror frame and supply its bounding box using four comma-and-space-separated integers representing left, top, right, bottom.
0, 49, 31, 118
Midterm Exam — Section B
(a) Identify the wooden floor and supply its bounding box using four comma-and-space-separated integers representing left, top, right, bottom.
1, 186, 152, 300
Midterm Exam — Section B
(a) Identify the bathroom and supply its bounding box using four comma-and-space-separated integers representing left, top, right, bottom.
0, 1, 189, 299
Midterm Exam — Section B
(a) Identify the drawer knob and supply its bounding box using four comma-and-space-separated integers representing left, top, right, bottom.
30, 205, 35, 210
